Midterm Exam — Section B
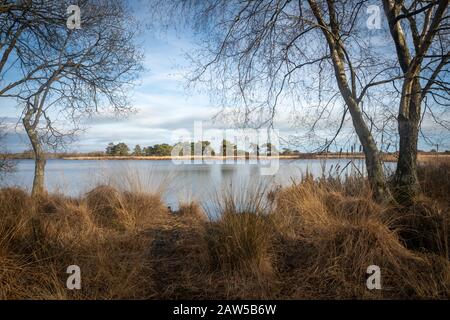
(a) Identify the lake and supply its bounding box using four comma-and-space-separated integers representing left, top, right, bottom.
1, 159, 396, 213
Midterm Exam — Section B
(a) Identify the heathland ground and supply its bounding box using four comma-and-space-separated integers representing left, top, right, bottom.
0, 159, 449, 299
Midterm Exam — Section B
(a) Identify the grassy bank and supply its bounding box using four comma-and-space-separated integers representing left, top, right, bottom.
0, 162, 449, 299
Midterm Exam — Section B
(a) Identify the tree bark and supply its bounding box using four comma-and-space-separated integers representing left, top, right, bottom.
32, 155, 46, 198
394, 76, 421, 203
23, 116, 46, 198
308, 0, 392, 203
340, 78, 392, 203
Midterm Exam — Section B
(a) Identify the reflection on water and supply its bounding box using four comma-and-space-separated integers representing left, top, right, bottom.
2, 159, 396, 211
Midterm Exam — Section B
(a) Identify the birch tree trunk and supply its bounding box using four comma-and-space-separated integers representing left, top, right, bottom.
395, 76, 421, 202
309, 0, 392, 203
23, 114, 46, 198
333, 55, 392, 203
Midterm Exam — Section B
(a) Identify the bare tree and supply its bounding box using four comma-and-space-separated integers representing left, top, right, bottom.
1, 0, 70, 96
3, 0, 142, 197
382, 0, 449, 201
153, 0, 448, 203
152, 0, 392, 201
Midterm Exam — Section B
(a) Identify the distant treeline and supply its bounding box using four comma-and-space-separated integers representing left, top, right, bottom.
106, 142, 173, 156
3, 142, 450, 159
104, 142, 450, 157
104, 141, 285, 157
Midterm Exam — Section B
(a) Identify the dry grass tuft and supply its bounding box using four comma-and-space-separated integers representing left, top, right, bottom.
174, 202, 206, 222
86, 185, 125, 229
272, 179, 449, 299
0, 184, 169, 299
393, 196, 449, 259
204, 183, 275, 277
86, 185, 168, 231
417, 159, 450, 207
206, 212, 274, 276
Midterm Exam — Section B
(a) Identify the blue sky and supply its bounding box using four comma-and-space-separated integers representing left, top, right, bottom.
1, 2, 449, 153
0, 23, 310, 153
1, 27, 219, 152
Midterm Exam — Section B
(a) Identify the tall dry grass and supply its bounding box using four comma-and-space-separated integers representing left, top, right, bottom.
0, 161, 449, 299
272, 180, 449, 299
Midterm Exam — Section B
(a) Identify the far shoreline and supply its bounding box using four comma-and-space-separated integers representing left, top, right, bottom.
6, 153, 450, 162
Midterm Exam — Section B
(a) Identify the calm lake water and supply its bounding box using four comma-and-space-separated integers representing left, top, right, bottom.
2, 159, 396, 213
